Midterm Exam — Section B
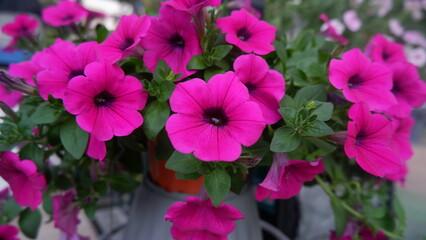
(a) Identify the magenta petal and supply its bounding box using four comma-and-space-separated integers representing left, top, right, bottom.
355, 144, 401, 177
86, 134, 106, 161
53, 191, 80, 236
0, 225, 19, 240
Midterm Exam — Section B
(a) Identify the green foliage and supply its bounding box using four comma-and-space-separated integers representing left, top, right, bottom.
60, 119, 89, 159
95, 24, 109, 43
204, 168, 231, 207
142, 100, 170, 140
107, 173, 140, 193
19, 208, 42, 239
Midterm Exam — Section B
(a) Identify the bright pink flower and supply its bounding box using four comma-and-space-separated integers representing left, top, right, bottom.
0, 225, 19, 240
343, 10, 361, 32
0, 151, 46, 210
385, 62, 426, 118
390, 116, 414, 161
319, 13, 348, 45
233, 54, 285, 124
53, 191, 80, 237
142, 5, 202, 80
228, 0, 262, 18
365, 34, 406, 63
358, 226, 386, 240
37, 39, 98, 100
1, 14, 38, 39
328, 48, 396, 111
164, 0, 221, 16
216, 9, 276, 55
344, 102, 400, 177
255, 153, 324, 200
9, 51, 45, 86
385, 161, 408, 185
165, 196, 244, 240
166, 72, 266, 161
63, 61, 148, 142
97, 14, 150, 63
0, 84, 22, 107
86, 134, 106, 162
42, 0, 89, 27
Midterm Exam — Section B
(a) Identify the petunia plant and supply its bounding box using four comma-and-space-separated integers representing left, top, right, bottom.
0, 0, 425, 239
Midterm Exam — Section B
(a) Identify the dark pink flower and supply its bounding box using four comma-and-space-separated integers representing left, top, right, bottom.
320, 13, 349, 45
1, 14, 38, 38
255, 153, 324, 200
97, 14, 150, 63
165, 196, 244, 240
365, 34, 406, 63
9, 51, 45, 86
328, 48, 396, 111
233, 54, 285, 124
53, 191, 80, 237
228, 0, 262, 18
216, 9, 276, 55
0, 84, 22, 107
42, 0, 89, 27
142, 5, 202, 80
0, 225, 19, 240
344, 102, 400, 177
63, 61, 148, 142
86, 134, 106, 162
165, 72, 266, 161
390, 116, 414, 161
0, 151, 46, 210
164, 0, 221, 16
2, 38, 18, 52
37, 39, 98, 100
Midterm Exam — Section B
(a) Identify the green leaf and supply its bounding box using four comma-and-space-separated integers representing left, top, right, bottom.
55, 174, 74, 190
305, 138, 336, 153
270, 127, 301, 152
60, 119, 89, 159
274, 40, 287, 63
93, 181, 108, 195
393, 196, 406, 232
142, 101, 170, 140
302, 120, 333, 137
204, 168, 231, 207
19, 142, 44, 167
30, 102, 62, 124
204, 66, 224, 81
312, 101, 334, 121
212, 45, 233, 60
188, 55, 208, 70
229, 169, 244, 195
280, 95, 295, 108
278, 107, 297, 127
108, 173, 140, 193
83, 203, 96, 220
286, 68, 307, 86
157, 80, 176, 102
330, 196, 347, 237
165, 151, 201, 174
42, 194, 53, 215
4, 198, 21, 221
153, 60, 172, 81
95, 24, 109, 43
294, 85, 327, 107
19, 208, 42, 239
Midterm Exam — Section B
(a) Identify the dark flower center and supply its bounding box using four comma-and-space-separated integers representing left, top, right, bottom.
355, 130, 367, 146
68, 69, 85, 80
62, 15, 74, 22
169, 34, 185, 49
391, 81, 401, 94
203, 107, 229, 127
237, 28, 251, 41
120, 38, 135, 50
348, 75, 363, 89
382, 51, 390, 61
245, 82, 256, 93
94, 90, 115, 107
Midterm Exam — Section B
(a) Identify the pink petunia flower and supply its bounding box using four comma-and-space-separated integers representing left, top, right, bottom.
255, 153, 324, 201
63, 61, 148, 142
343, 10, 361, 32
86, 134, 106, 162
165, 196, 244, 240
320, 13, 348, 45
164, 0, 221, 16
365, 34, 406, 63
328, 48, 396, 111
385, 62, 426, 118
42, 0, 89, 27
390, 116, 414, 161
0, 84, 22, 108
344, 102, 400, 177
9, 51, 45, 86
0, 151, 46, 210
0, 225, 19, 240
233, 54, 285, 124
53, 190, 80, 237
216, 9, 276, 55
37, 39, 98, 100
1, 14, 38, 39
228, 0, 262, 19
385, 160, 408, 185
97, 14, 151, 63
166, 72, 266, 161
142, 5, 202, 80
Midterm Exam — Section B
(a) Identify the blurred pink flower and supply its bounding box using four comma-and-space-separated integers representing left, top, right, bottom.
53, 191, 80, 237
343, 10, 361, 32
406, 47, 426, 67
372, 0, 393, 17
0, 151, 46, 210
165, 196, 244, 240
227, 0, 261, 18
402, 30, 426, 48
0, 225, 19, 240
9, 51, 45, 86
388, 19, 404, 37
365, 34, 406, 63
344, 102, 400, 177
166, 72, 266, 161
86, 134, 106, 162
97, 14, 150, 63
216, 9, 276, 55
0, 84, 22, 108
233, 54, 285, 124
1, 14, 38, 38
390, 116, 414, 161
42, 0, 89, 27
164, 0, 221, 16
320, 13, 348, 45
328, 48, 396, 111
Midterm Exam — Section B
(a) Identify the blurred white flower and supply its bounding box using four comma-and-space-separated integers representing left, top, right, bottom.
404, 0, 424, 20
321, 18, 345, 35
403, 30, 426, 48
372, 0, 393, 17
406, 47, 426, 67
388, 19, 404, 36
343, 10, 362, 32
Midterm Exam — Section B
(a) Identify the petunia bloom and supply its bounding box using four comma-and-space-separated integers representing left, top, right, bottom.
255, 153, 324, 201
319, 13, 348, 45
97, 14, 151, 63
42, 0, 89, 27
9, 51, 45, 86
344, 102, 400, 177
37, 39, 98, 100
165, 196, 244, 240
0, 151, 46, 210
228, 0, 262, 19
1, 14, 38, 38
164, 0, 221, 16
216, 9, 276, 55
365, 34, 406, 63
166, 72, 266, 161
390, 116, 414, 161
328, 48, 396, 111
142, 5, 202, 80
0, 84, 22, 108
63, 61, 148, 142
233, 54, 285, 124
53, 191, 80, 237
0, 225, 19, 240
86, 134, 107, 162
